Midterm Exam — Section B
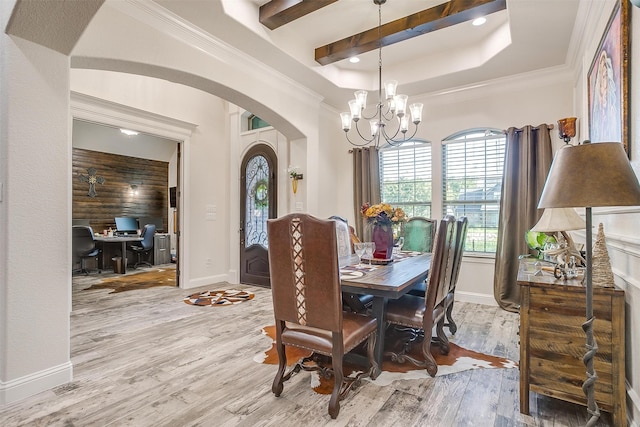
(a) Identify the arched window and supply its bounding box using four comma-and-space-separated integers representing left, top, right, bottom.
379, 139, 432, 217
442, 128, 505, 253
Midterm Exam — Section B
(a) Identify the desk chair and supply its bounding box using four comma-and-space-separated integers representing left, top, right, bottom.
72, 225, 101, 274
129, 224, 156, 268
267, 213, 378, 419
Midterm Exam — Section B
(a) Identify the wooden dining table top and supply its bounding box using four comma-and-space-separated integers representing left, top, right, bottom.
340, 252, 432, 298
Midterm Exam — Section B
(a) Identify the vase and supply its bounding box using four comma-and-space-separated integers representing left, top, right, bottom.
372, 223, 394, 259
291, 177, 298, 194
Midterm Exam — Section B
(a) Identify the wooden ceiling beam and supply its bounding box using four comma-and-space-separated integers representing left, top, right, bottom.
259, 0, 338, 30
315, 0, 506, 66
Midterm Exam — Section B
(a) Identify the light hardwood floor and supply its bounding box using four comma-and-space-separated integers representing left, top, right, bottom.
0, 268, 614, 426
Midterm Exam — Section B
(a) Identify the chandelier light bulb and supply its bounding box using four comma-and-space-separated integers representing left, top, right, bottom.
370, 120, 379, 137
384, 80, 398, 100
410, 103, 423, 124
354, 90, 368, 110
394, 94, 408, 117
399, 116, 409, 133
341, 112, 352, 131
348, 99, 361, 121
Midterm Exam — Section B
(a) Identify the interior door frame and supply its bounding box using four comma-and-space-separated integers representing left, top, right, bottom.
70, 91, 197, 288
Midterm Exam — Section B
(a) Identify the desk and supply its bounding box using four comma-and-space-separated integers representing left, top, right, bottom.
95, 235, 143, 274
340, 252, 431, 371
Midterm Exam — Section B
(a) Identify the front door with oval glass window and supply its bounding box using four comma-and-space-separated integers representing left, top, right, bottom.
240, 144, 277, 287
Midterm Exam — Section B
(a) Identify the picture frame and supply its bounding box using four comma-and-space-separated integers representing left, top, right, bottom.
587, 0, 630, 156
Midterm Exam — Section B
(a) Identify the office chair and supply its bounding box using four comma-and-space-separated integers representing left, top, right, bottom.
72, 225, 101, 274
130, 224, 156, 268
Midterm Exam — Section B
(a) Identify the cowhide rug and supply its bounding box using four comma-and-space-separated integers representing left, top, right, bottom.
255, 325, 517, 394
183, 289, 255, 306
83, 267, 176, 293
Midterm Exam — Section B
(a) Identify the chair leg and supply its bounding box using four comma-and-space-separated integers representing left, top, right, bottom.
366, 333, 379, 380
445, 300, 458, 335
328, 349, 343, 419
272, 339, 287, 397
421, 339, 438, 377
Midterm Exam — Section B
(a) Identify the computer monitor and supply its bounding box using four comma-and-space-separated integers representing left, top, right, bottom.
114, 217, 139, 234
137, 216, 164, 233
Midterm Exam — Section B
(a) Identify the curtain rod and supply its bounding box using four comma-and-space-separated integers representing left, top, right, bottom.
505, 124, 554, 133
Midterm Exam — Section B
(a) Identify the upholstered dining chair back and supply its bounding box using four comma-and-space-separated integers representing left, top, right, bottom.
329, 216, 374, 313
266, 213, 378, 419
439, 216, 469, 336
329, 215, 353, 267
402, 217, 437, 253
384, 214, 456, 377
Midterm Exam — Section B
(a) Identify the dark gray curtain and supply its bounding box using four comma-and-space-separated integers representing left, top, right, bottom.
494, 124, 553, 312
352, 147, 380, 242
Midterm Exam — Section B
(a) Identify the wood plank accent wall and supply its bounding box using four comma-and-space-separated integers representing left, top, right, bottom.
72, 148, 169, 234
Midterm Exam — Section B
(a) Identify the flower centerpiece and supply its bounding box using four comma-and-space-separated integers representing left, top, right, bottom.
361, 202, 407, 259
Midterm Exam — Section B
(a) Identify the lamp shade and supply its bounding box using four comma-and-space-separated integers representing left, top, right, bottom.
538, 142, 640, 209
531, 208, 585, 232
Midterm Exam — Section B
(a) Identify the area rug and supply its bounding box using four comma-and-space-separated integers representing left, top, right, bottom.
255, 325, 517, 394
83, 267, 176, 293
183, 289, 255, 306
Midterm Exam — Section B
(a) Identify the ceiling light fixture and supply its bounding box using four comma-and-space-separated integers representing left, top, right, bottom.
472, 17, 487, 26
340, 0, 422, 148
349, 57, 360, 63
120, 128, 139, 136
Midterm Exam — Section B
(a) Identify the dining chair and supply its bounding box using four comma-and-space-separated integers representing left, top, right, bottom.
267, 213, 378, 419
401, 216, 437, 253
329, 216, 374, 314
438, 216, 468, 337
384, 214, 456, 377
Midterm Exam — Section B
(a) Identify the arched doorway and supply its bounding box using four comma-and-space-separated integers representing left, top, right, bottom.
240, 144, 277, 287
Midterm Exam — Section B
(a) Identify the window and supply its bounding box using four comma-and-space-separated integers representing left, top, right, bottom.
379, 140, 432, 217
248, 114, 270, 130
442, 129, 505, 253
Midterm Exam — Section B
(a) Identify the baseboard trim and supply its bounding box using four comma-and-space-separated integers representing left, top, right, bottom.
186, 274, 229, 289
455, 291, 498, 307
627, 382, 639, 427
0, 361, 73, 406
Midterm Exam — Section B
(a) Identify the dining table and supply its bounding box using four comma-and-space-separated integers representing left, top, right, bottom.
340, 252, 432, 373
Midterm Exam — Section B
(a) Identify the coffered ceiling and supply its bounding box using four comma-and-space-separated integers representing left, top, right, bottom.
155, 0, 583, 108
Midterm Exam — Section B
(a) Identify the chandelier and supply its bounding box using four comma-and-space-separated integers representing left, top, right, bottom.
340, 0, 423, 148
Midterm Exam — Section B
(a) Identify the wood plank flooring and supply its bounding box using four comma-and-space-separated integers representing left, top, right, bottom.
0, 268, 614, 426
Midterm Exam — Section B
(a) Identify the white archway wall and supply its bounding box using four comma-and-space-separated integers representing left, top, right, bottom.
1, 35, 72, 403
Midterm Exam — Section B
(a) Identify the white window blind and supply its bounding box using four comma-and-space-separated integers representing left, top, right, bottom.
379, 140, 432, 218
442, 130, 505, 253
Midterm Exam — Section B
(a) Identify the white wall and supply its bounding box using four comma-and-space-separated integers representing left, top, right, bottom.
1, 1, 73, 403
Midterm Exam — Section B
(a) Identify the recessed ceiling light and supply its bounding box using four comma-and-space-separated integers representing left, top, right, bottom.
472, 17, 486, 26
120, 128, 139, 136
349, 56, 360, 63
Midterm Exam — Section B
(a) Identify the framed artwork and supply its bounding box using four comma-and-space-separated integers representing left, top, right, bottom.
587, 0, 630, 156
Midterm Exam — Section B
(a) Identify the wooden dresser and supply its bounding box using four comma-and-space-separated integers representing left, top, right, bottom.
518, 272, 626, 426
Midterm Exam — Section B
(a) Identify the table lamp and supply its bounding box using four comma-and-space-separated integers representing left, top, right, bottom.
537, 141, 640, 425
530, 207, 585, 278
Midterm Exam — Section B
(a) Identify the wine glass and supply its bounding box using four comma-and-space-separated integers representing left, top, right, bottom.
394, 236, 404, 255
354, 242, 366, 267
364, 242, 375, 266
